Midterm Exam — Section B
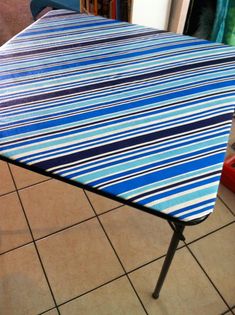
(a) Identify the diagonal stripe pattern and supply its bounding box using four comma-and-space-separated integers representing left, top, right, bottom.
0, 10, 235, 222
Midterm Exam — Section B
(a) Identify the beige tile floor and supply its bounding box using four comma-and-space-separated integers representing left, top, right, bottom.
0, 121, 234, 315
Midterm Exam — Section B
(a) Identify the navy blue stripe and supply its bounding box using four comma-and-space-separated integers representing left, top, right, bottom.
2, 57, 234, 108
90, 146, 223, 187
19, 20, 120, 36
129, 170, 221, 202
0, 30, 163, 59
33, 113, 231, 169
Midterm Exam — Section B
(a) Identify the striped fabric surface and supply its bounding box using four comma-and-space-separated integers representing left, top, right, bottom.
0, 10, 235, 223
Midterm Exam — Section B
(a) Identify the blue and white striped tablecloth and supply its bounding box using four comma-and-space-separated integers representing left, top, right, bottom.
1, 10, 235, 223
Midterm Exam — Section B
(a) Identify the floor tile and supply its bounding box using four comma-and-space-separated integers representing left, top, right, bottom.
59, 277, 145, 315
0, 161, 15, 195
99, 206, 176, 271
9, 164, 49, 189
220, 306, 235, 315
19, 180, 95, 239
218, 184, 235, 215
86, 190, 122, 214
37, 218, 124, 304
129, 247, 226, 315
0, 245, 55, 315
189, 223, 235, 307
185, 198, 234, 242
43, 309, 59, 315
0, 192, 32, 253
1, 1, 32, 45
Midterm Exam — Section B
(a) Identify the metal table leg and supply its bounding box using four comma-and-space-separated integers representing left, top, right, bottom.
152, 223, 185, 299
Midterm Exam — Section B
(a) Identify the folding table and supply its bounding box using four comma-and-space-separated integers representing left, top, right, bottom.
0, 9, 235, 298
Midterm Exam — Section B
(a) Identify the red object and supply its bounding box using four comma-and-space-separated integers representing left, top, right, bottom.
221, 155, 235, 193
112, 0, 116, 19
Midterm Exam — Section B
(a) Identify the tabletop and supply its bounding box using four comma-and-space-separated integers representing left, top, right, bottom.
0, 9, 235, 224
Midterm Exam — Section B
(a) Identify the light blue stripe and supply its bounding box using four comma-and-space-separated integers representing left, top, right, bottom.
151, 184, 218, 211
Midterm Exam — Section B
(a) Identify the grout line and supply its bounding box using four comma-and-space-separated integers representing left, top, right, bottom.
17, 178, 53, 192
0, 241, 34, 256
83, 193, 127, 275
0, 189, 16, 198
125, 274, 149, 314
0, 216, 96, 256
7, 164, 62, 315
223, 303, 235, 315
37, 307, 59, 315
218, 195, 235, 217
85, 189, 124, 217
57, 246, 184, 312
185, 220, 235, 246
58, 274, 126, 308
0, 226, 185, 280
84, 190, 149, 315
220, 309, 231, 315
185, 243, 233, 313
96, 204, 124, 216
34, 215, 97, 242
127, 243, 186, 275
0, 213, 97, 257
0, 178, 52, 199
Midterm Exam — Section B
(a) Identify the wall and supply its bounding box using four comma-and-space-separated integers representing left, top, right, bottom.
0, 1, 33, 46
131, 0, 172, 30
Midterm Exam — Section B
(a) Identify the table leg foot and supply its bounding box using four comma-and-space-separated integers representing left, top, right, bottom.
152, 292, 159, 299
